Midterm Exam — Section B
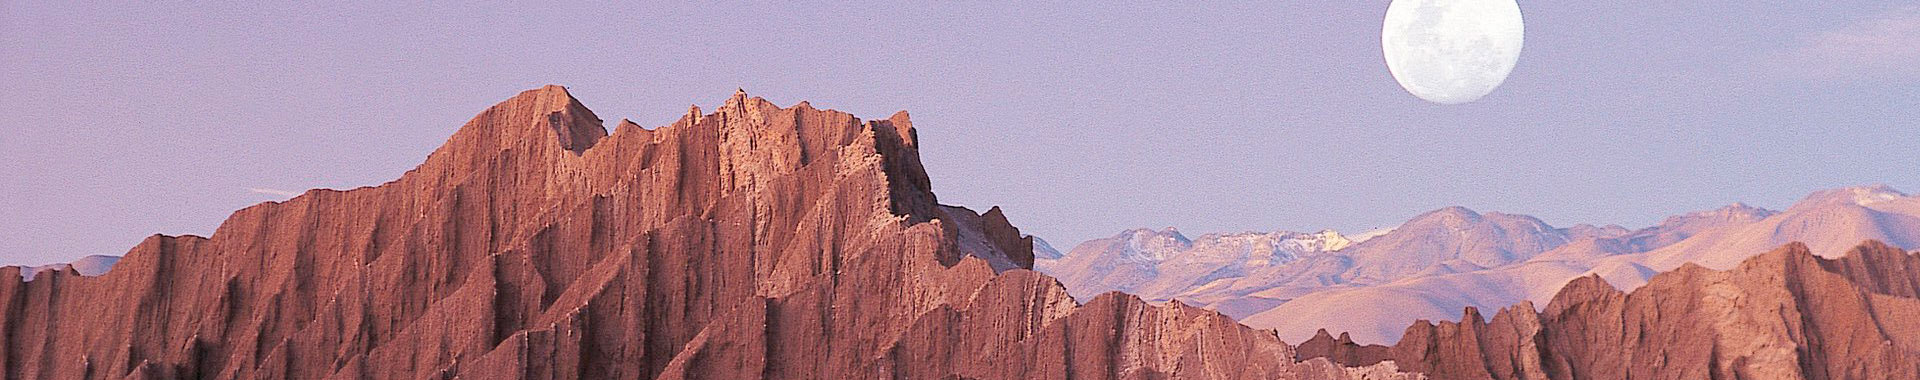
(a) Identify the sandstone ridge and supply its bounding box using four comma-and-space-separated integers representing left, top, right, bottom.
0, 87, 1409, 380
1299, 240, 1920, 379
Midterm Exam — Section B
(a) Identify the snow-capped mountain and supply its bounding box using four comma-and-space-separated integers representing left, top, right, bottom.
1253, 184, 1920, 345
19, 255, 120, 281
1036, 185, 1920, 345
1609, 184, 1920, 286
1244, 201, 1780, 343
1029, 235, 1064, 260
1034, 228, 1356, 301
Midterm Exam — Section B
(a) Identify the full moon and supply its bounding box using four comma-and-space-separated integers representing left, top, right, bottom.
1382, 0, 1524, 104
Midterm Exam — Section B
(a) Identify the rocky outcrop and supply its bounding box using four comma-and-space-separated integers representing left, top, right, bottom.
1303, 240, 1920, 379
0, 86, 1414, 380
1294, 329, 1392, 367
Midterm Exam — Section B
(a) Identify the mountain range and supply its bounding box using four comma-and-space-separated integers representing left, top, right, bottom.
4, 86, 1914, 379
16, 255, 119, 281
1038, 185, 1920, 344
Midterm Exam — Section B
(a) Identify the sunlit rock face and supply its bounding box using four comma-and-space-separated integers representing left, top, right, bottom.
0, 86, 1415, 380
1302, 241, 1920, 379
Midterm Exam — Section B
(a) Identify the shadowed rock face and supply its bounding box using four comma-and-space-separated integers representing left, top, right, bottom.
1301, 240, 1920, 379
0, 87, 1414, 380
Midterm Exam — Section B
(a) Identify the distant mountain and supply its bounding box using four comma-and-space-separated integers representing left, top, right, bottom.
1029, 235, 1063, 260
1039, 185, 1920, 345
1625, 185, 1920, 277
1246, 202, 1779, 343
1339, 207, 1579, 278
18, 255, 120, 281
1264, 187, 1920, 344
1034, 228, 1354, 302
1159, 207, 1596, 320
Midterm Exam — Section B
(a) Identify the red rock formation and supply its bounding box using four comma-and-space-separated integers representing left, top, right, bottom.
1307, 240, 1920, 379
0, 86, 1413, 380
1295, 329, 1392, 367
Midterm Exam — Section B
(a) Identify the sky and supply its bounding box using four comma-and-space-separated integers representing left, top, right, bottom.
2, 2, 1917, 264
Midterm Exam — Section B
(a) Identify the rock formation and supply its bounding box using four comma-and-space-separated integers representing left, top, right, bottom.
0, 86, 1413, 380
1301, 240, 1920, 379
1294, 330, 1391, 367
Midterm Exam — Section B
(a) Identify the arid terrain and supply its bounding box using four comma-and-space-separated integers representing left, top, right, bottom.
4, 87, 1914, 379
1041, 186, 1920, 345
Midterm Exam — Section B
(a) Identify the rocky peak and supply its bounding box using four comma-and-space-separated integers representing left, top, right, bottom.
1796, 184, 1908, 209
1395, 206, 1558, 234
883, 110, 918, 148
1290, 229, 1355, 252
1295, 328, 1392, 367
1657, 202, 1778, 230
1121, 227, 1191, 244
439, 85, 607, 157
1119, 228, 1193, 262
1030, 235, 1064, 260
936, 205, 1036, 271
1409, 206, 1485, 228
0, 87, 1411, 380
1337, 206, 1570, 278
1180, 230, 1347, 264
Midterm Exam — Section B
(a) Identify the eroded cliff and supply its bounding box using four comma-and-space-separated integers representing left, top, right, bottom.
0, 87, 1410, 380
1301, 240, 1920, 379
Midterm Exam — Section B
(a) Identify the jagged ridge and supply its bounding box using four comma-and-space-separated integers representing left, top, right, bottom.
0, 86, 1408, 380
1299, 240, 1920, 379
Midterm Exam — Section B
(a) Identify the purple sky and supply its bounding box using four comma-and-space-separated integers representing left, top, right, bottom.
3, 2, 1917, 264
